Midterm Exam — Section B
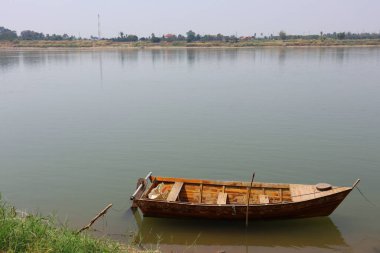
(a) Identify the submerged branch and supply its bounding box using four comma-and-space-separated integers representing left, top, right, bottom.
77, 203, 113, 234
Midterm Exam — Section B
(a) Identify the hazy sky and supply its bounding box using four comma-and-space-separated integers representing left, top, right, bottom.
1, 0, 379, 38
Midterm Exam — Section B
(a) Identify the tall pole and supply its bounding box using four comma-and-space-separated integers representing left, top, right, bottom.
98, 14, 101, 39
245, 172, 255, 227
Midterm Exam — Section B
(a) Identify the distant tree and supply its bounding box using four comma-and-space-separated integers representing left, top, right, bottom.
337, 32, 345, 40
177, 34, 186, 41
320, 31, 325, 41
151, 33, 160, 43
46, 34, 63, 40
201, 34, 218, 41
279, 31, 287, 40
112, 33, 138, 42
216, 33, 224, 41
0, 26, 17, 40
186, 30, 196, 42
126, 34, 138, 42
20, 30, 45, 40
229, 35, 238, 42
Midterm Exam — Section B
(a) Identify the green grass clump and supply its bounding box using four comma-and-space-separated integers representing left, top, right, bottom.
0, 196, 129, 253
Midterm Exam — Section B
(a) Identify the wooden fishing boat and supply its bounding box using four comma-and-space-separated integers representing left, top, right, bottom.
130, 172, 360, 220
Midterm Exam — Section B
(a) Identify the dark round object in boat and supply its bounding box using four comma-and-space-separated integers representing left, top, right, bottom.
137, 178, 147, 188
316, 183, 332, 191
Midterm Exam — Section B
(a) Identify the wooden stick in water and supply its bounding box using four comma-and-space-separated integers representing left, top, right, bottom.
245, 172, 255, 227
77, 203, 113, 234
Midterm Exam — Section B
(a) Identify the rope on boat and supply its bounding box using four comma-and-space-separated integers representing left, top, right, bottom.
356, 186, 377, 207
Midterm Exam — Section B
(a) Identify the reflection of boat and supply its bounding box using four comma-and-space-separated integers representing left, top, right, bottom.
131, 173, 360, 220
131, 210, 348, 249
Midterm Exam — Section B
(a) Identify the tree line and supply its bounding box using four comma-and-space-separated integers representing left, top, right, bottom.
111, 30, 380, 43
1, 26, 380, 42
111, 31, 240, 43
0, 26, 76, 41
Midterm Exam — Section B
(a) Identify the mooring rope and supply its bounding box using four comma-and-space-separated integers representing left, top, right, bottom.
356, 186, 377, 207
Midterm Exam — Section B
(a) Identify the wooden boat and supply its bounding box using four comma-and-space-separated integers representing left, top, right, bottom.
130, 172, 360, 220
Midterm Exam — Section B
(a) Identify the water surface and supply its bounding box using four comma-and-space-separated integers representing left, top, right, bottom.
1, 48, 380, 253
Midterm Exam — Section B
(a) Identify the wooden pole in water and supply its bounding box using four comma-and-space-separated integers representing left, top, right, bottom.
246, 172, 255, 227
77, 203, 113, 234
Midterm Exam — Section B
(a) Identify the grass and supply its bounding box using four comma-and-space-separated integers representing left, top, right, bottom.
0, 196, 156, 253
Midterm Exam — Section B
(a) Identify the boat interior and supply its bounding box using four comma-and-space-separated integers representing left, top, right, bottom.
142, 176, 294, 205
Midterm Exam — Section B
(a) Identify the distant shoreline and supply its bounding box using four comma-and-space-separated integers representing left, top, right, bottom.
1, 39, 380, 50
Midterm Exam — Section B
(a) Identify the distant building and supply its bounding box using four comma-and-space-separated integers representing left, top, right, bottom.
239, 36, 254, 41
164, 34, 176, 39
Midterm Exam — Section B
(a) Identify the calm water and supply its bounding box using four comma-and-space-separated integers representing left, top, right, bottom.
1, 48, 380, 253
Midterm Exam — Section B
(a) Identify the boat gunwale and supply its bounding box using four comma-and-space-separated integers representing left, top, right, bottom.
150, 175, 292, 188
136, 188, 352, 209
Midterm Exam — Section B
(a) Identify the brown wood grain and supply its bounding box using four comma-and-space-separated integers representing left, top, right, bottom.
135, 175, 354, 220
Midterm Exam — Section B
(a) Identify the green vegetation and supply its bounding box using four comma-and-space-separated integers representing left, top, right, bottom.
0, 196, 152, 253
279, 31, 287, 40
1, 25, 380, 48
0, 27, 17, 40
186, 30, 196, 42
1, 38, 380, 49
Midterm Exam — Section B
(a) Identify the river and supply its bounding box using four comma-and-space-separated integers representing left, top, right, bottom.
1, 47, 379, 252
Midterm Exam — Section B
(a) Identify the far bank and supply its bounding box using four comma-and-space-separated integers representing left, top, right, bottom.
1, 39, 380, 49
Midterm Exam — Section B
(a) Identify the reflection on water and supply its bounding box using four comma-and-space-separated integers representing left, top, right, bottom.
0, 50, 82, 72
0, 51, 21, 71
278, 48, 287, 65
118, 50, 139, 65
22, 51, 48, 67
335, 48, 346, 64
1, 48, 380, 253
2, 48, 380, 75
127, 209, 347, 252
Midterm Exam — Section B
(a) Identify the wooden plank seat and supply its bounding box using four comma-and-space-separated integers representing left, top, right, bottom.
217, 192, 228, 205
167, 182, 184, 202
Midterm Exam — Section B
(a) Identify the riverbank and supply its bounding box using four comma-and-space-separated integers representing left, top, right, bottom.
0, 197, 154, 253
1, 39, 380, 49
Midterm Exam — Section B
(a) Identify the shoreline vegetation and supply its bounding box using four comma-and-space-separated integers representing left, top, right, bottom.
1, 39, 380, 49
0, 197, 155, 253
1, 26, 380, 49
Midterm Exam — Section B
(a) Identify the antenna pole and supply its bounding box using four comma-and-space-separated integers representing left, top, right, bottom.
98, 14, 101, 39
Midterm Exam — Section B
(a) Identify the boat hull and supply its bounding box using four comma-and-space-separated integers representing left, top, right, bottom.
135, 189, 351, 220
